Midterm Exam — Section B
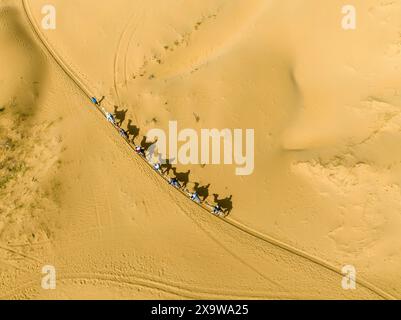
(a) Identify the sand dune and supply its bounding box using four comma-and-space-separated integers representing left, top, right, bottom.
0, 0, 401, 299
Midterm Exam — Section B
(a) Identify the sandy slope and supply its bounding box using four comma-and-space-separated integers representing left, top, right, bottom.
0, 0, 400, 299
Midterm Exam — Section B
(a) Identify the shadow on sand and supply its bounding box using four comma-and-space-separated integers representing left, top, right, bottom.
105, 107, 234, 215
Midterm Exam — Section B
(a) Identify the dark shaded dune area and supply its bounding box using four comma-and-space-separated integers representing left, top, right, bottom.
0, 4, 47, 120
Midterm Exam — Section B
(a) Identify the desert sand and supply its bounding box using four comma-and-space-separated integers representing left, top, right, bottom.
1, 0, 401, 299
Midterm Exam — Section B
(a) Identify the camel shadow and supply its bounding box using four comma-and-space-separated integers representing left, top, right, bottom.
94, 108, 231, 215
140, 136, 156, 151
194, 183, 210, 201
159, 157, 175, 175
98, 96, 105, 106
212, 194, 233, 215
126, 119, 140, 143
113, 105, 128, 127
172, 168, 190, 189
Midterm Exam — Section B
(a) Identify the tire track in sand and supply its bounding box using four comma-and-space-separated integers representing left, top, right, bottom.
0, 270, 296, 300
113, 5, 144, 118
21, 0, 395, 300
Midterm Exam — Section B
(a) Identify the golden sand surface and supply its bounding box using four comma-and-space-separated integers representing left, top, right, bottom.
0, 0, 401, 299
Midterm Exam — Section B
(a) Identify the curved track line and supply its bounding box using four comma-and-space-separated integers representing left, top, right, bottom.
0, 244, 287, 299
0, 270, 290, 300
21, 0, 395, 300
122, 10, 143, 87
172, 198, 285, 290
113, 7, 141, 107
113, 10, 133, 104
113, 6, 143, 124
0, 274, 192, 300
